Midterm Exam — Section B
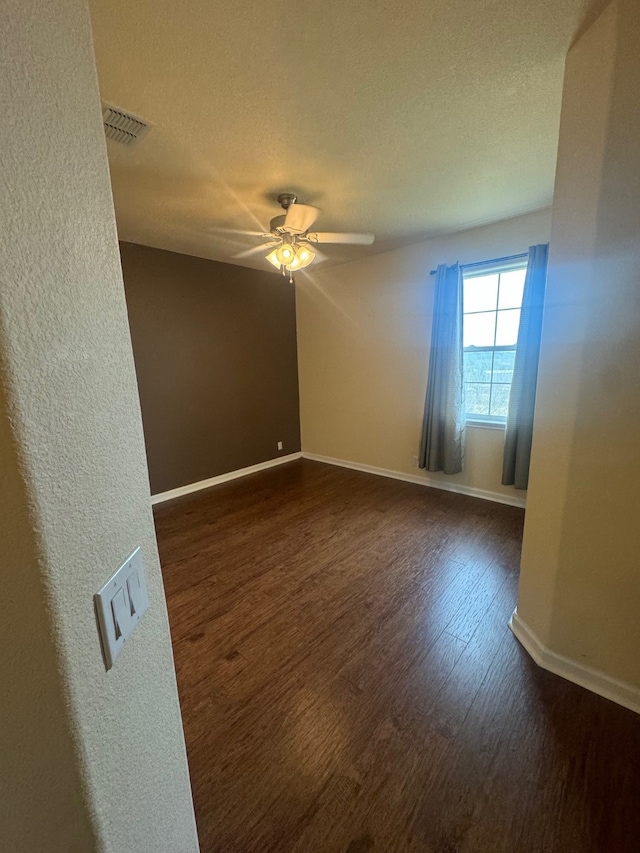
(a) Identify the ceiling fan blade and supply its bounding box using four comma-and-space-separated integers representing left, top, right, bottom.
306, 232, 375, 245
232, 241, 277, 259
284, 204, 320, 235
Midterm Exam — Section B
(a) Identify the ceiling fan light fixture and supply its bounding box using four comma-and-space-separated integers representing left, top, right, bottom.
295, 244, 315, 268
275, 242, 296, 265
266, 248, 282, 269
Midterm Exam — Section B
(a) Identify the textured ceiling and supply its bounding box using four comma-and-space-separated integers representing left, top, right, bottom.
89, 0, 588, 270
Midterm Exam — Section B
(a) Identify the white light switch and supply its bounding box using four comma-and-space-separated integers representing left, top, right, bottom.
111, 587, 128, 639
95, 547, 149, 670
127, 568, 142, 616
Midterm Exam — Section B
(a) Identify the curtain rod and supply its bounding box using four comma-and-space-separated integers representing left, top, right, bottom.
429, 251, 529, 276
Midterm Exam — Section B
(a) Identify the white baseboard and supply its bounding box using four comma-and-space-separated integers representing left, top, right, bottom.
151, 452, 302, 505
152, 450, 525, 508
509, 609, 640, 715
301, 452, 526, 508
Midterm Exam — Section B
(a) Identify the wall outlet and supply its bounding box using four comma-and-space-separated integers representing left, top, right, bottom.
277, 441, 283, 451
412, 455, 419, 467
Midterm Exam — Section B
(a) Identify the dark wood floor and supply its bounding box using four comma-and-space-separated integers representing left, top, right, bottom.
155, 460, 640, 853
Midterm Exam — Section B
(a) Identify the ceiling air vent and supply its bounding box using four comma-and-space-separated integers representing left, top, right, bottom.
101, 101, 152, 147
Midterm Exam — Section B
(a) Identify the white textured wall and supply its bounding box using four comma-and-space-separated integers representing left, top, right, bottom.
518, 0, 640, 691
0, 1, 200, 850
296, 209, 552, 503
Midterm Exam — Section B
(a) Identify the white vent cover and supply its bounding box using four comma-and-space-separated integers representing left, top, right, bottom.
102, 101, 152, 147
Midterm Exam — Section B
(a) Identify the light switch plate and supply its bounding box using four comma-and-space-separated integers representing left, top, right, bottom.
94, 547, 149, 670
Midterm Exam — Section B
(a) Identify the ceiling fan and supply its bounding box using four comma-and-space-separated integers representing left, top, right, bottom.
233, 193, 375, 281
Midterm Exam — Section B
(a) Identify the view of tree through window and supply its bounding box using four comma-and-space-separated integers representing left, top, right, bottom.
462, 263, 527, 421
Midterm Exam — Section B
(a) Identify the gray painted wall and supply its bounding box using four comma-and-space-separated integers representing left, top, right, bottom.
120, 242, 301, 494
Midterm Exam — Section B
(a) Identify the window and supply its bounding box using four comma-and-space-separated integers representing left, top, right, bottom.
462, 259, 527, 424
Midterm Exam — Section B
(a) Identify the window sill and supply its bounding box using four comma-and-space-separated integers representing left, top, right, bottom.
466, 419, 506, 431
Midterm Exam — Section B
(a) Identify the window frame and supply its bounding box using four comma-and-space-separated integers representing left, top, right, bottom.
462, 256, 528, 427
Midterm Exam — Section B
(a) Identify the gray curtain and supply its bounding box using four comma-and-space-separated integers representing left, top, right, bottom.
502, 244, 549, 489
419, 263, 465, 474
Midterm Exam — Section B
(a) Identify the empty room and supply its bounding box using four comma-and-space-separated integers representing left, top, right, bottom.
2, 1, 640, 852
